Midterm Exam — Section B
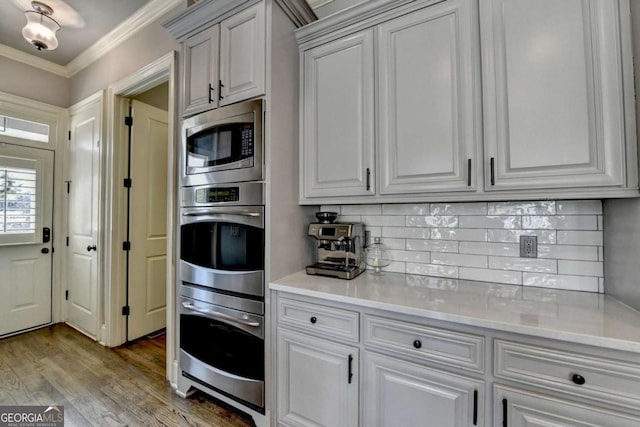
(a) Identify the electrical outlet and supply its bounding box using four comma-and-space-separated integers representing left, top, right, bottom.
520, 235, 537, 258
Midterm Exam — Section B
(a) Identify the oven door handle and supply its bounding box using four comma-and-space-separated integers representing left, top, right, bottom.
182, 302, 260, 327
182, 210, 261, 218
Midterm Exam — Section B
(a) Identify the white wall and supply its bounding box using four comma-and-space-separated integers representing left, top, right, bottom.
603, 0, 640, 311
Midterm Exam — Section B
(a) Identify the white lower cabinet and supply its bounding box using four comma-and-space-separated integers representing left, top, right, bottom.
276, 329, 359, 427
495, 385, 640, 427
363, 352, 484, 426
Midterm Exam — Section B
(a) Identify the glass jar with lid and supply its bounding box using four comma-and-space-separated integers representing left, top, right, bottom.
365, 237, 391, 274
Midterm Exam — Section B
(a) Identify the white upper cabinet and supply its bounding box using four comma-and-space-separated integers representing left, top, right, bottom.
481, 0, 630, 191
302, 30, 375, 197
183, 26, 220, 116
378, 0, 480, 194
181, 2, 265, 116
219, 3, 266, 106
296, 0, 637, 204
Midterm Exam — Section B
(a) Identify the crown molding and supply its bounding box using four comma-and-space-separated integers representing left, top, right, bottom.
0, 0, 184, 79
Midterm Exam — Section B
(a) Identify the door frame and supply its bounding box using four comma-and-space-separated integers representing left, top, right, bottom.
103, 52, 178, 382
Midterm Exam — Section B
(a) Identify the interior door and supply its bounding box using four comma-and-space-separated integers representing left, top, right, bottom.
127, 99, 168, 341
0, 143, 53, 337
66, 97, 101, 338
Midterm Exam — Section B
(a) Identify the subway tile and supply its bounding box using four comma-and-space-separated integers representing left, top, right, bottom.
599, 278, 605, 293
598, 215, 603, 231
382, 203, 430, 215
406, 239, 458, 253
557, 200, 602, 215
459, 216, 521, 229
558, 260, 603, 277
489, 257, 557, 273
384, 261, 407, 274
338, 215, 362, 223
557, 231, 603, 246
523, 273, 599, 292
341, 204, 382, 215
431, 253, 488, 268
381, 238, 406, 250
459, 267, 523, 285
430, 202, 487, 215
407, 263, 458, 278
488, 201, 556, 215
487, 229, 556, 244
431, 228, 487, 242
388, 250, 430, 263
523, 215, 597, 230
406, 216, 458, 228
538, 245, 598, 261
361, 215, 406, 227
459, 242, 520, 257
383, 227, 431, 239
598, 247, 604, 262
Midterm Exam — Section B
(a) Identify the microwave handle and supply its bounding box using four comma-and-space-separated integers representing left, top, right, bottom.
182, 210, 261, 217
182, 302, 260, 327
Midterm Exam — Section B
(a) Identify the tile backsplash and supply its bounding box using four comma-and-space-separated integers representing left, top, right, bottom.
321, 200, 604, 293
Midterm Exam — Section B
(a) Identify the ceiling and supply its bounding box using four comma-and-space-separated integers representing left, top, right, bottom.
0, 0, 152, 66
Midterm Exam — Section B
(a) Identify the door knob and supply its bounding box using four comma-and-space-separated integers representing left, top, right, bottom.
41, 248, 49, 254
87, 245, 97, 252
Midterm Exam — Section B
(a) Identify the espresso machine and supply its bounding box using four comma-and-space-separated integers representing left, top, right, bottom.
306, 212, 365, 280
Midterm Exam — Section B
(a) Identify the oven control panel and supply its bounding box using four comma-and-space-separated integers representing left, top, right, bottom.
195, 187, 240, 203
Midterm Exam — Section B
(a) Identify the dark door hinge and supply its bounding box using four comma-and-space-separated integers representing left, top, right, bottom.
68, 130, 71, 140
65, 290, 69, 300
124, 116, 133, 127
122, 306, 130, 316
123, 178, 132, 188
66, 236, 69, 246
122, 241, 131, 251
66, 181, 71, 193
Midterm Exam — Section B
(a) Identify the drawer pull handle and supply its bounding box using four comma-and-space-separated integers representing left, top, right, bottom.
571, 373, 586, 385
348, 354, 353, 384
413, 340, 422, 349
310, 316, 317, 324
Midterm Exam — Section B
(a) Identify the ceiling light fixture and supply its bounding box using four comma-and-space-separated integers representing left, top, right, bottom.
22, 1, 60, 51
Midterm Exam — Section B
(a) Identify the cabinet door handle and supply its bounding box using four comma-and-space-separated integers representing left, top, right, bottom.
218, 80, 224, 101
413, 339, 422, 349
366, 168, 371, 191
348, 354, 353, 384
467, 158, 472, 186
208, 83, 214, 104
490, 157, 496, 186
310, 316, 317, 324
502, 398, 508, 427
473, 389, 478, 425
571, 373, 586, 385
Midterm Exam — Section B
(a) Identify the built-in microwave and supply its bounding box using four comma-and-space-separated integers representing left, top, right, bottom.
181, 99, 263, 186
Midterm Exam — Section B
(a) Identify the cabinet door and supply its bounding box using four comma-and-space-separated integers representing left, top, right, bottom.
182, 25, 219, 116
378, 0, 480, 194
364, 352, 484, 427
302, 30, 375, 198
496, 385, 640, 427
219, 2, 265, 106
277, 329, 358, 427
481, 0, 626, 190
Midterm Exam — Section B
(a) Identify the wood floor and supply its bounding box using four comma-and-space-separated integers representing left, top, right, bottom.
0, 324, 253, 427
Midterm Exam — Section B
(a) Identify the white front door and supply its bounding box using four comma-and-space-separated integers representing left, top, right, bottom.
127, 99, 168, 341
66, 97, 101, 338
0, 143, 53, 337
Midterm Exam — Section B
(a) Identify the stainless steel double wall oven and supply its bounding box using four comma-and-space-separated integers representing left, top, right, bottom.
178, 100, 266, 412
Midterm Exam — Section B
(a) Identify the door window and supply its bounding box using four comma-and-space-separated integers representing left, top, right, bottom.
0, 156, 40, 245
0, 115, 50, 143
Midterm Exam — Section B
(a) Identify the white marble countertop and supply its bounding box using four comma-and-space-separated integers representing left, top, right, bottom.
270, 270, 640, 353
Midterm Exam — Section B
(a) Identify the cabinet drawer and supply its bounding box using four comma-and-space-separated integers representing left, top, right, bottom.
364, 315, 485, 373
495, 340, 640, 411
277, 296, 359, 343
